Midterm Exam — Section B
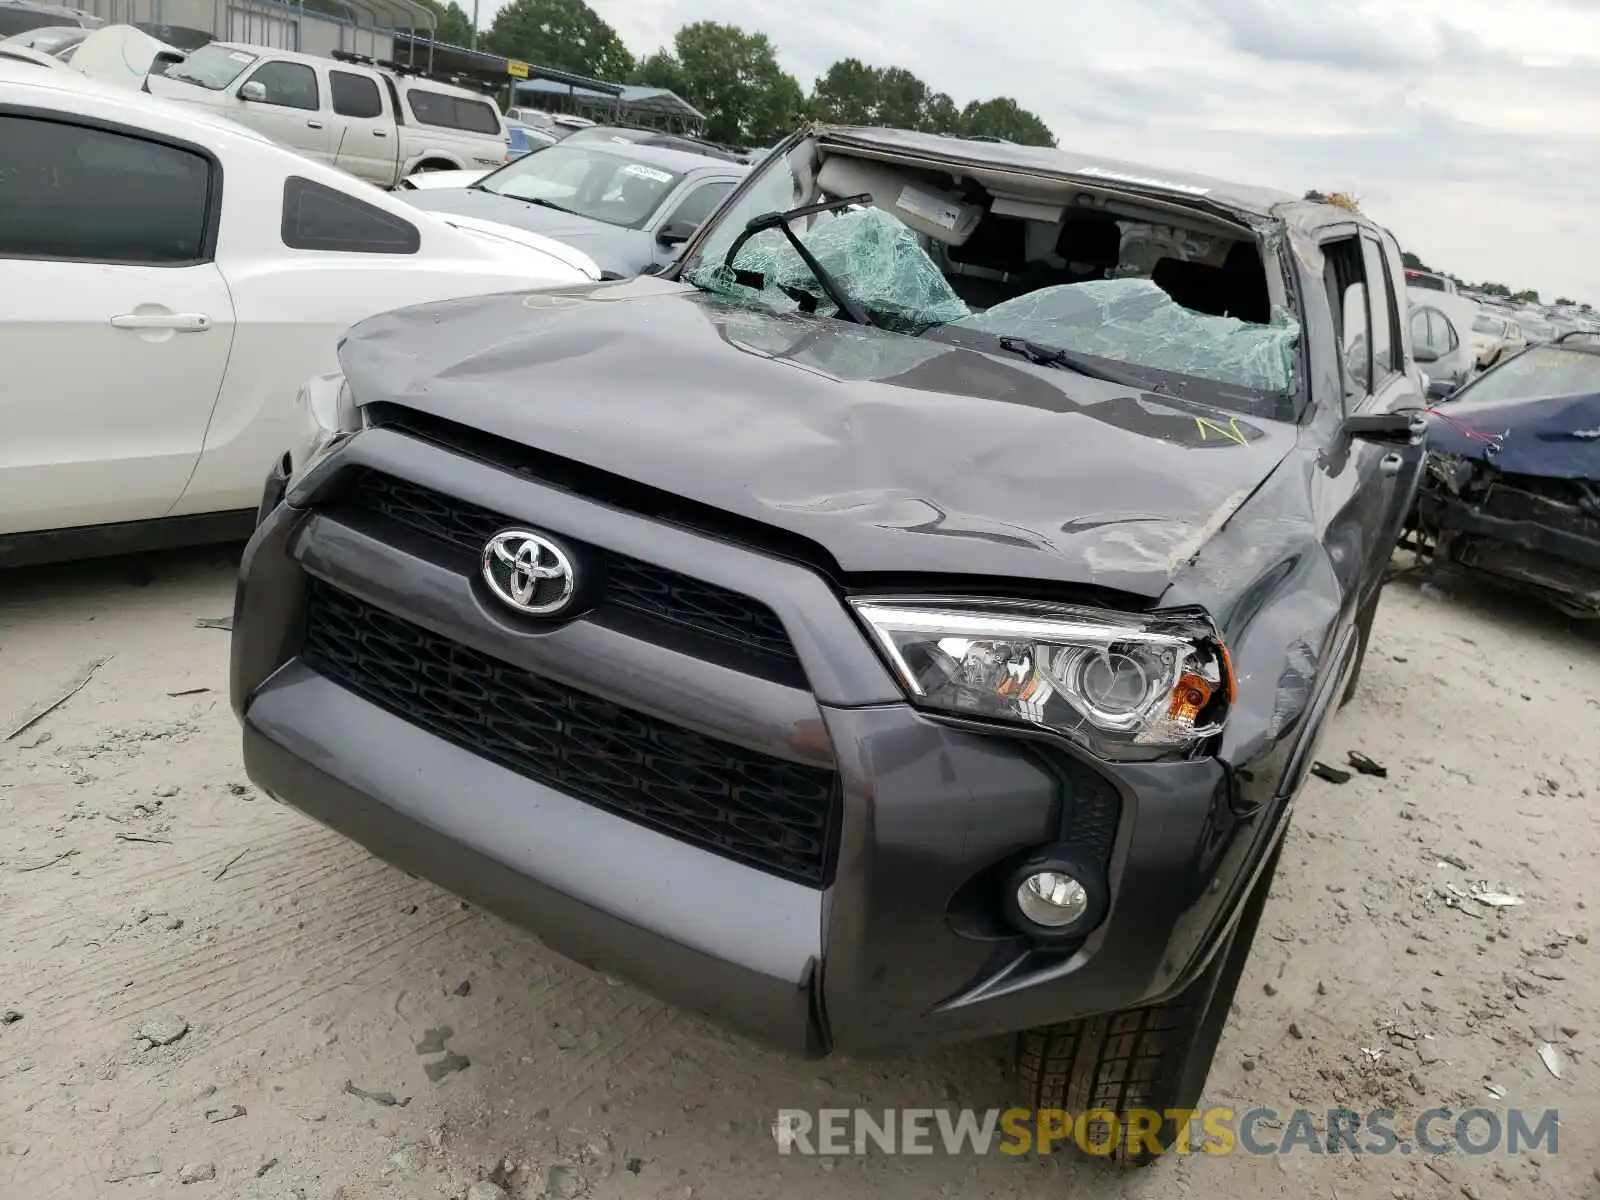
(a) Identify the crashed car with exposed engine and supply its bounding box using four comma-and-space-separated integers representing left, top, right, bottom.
232, 125, 1428, 1162
1408, 331, 1600, 617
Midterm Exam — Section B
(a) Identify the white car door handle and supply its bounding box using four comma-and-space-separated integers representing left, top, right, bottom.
111, 312, 212, 332
373, 128, 388, 136
307, 119, 323, 129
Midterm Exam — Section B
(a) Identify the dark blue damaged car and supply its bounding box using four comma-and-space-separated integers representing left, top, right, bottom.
1411, 331, 1600, 617
231, 125, 1431, 1164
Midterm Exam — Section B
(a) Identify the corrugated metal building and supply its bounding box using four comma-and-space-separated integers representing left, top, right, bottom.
78, 0, 433, 61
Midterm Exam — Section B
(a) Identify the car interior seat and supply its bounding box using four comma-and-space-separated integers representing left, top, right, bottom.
1151, 240, 1271, 324
1012, 214, 1124, 293
942, 212, 1030, 310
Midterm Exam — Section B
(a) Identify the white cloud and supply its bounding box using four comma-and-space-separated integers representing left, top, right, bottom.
485, 0, 1600, 301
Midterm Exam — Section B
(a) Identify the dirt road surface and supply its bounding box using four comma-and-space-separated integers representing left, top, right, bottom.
3, 549, 1597, 1200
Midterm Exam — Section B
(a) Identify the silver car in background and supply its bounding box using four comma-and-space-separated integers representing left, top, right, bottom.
1408, 298, 1476, 398
396, 141, 747, 279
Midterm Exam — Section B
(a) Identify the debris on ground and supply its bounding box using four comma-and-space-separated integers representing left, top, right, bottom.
211, 849, 248, 881
1311, 762, 1352, 784
415, 1026, 454, 1055
343, 1080, 410, 1108
1347, 750, 1388, 778
194, 617, 233, 631
104, 1156, 163, 1183
135, 1013, 189, 1048
424, 1051, 471, 1083
205, 1105, 247, 1124
178, 1161, 216, 1184
1538, 1043, 1564, 1079
2, 656, 113, 741
16, 849, 78, 873
1, 1010, 21, 1026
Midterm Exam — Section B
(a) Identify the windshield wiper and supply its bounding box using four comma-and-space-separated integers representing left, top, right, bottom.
495, 193, 575, 214
994, 336, 1165, 393
718, 193, 875, 327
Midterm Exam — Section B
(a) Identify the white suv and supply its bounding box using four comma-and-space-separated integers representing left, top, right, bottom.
146, 42, 508, 187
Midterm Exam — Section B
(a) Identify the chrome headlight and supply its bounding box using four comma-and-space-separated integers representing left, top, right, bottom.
850, 597, 1234, 761
288, 372, 359, 486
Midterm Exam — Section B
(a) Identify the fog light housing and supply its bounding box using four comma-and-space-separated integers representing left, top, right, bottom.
1017, 872, 1089, 927
1004, 852, 1107, 941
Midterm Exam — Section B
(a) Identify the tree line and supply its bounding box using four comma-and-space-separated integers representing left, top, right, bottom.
409, 0, 1055, 148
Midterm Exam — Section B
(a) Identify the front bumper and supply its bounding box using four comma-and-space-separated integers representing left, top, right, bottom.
234, 426, 1269, 1056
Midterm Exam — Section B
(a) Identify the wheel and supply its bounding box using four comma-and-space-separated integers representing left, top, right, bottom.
1338, 587, 1382, 709
411, 160, 455, 173
1016, 836, 1285, 1165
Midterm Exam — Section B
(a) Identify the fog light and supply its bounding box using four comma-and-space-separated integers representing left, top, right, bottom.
1017, 871, 1089, 927
1004, 852, 1106, 941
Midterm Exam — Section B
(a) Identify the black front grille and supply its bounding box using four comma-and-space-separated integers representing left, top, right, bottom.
301, 580, 838, 886
343, 470, 802, 674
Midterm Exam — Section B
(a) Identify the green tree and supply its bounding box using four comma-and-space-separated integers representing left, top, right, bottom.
650, 21, 806, 146
873, 67, 930, 128
810, 58, 878, 124
1401, 250, 1430, 272
484, 0, 633, 80
1554, 296, 1575, 306
1478, 281, 1511, 297
403, 0, 473, 44
919, 91, 960, 134
959, 97, 1056, 146
633, 49, 684, 93
1511, 287, 1542, 304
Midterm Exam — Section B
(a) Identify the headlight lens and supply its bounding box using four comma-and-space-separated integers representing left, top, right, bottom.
849, 597, 1233, 760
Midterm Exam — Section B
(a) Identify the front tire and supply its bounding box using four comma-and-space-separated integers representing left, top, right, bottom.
1016, 837, 1285, 1165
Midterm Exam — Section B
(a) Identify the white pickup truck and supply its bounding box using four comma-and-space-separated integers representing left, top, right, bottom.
146, 42, 509, 188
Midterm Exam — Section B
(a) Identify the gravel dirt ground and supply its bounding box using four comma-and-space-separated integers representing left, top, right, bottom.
2, 547, 1597, 1200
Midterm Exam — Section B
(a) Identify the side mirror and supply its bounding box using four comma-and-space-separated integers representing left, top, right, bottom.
238, 80, 266, 102
637, 262, 666, 277
656, 219, 696, 247
1412, 345, 1438, 364
1343, 412, 1427, 444
1428, 375, 1456, 399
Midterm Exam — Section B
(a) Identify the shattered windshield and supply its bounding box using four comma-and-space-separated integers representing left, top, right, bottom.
683, 141, 1301, 409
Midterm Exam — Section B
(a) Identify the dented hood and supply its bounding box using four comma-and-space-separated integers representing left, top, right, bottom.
336, 279, 1297, 596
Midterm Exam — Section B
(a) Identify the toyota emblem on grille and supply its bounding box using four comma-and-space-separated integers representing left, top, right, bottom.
481, 530, 576, 616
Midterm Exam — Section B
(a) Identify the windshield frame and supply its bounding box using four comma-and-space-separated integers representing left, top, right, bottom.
474, 142, 685, 230
160, 42, 256, 89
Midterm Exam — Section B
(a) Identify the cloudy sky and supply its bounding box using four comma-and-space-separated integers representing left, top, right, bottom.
554, 0, 1600, 304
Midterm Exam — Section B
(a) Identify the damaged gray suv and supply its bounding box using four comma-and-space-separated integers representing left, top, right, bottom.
232, 125, 1428, 1163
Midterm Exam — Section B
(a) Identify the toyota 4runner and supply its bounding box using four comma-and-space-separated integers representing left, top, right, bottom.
232, 125, 1428, 1162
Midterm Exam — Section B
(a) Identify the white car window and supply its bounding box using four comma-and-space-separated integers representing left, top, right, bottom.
0, 114, 213, 264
